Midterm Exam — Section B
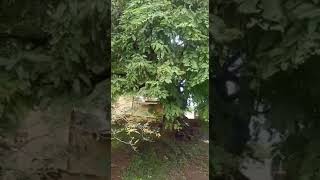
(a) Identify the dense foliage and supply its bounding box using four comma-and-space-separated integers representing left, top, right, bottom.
111, 0, 209, 127
211, 0, 320, 179
0, 0, 110, 129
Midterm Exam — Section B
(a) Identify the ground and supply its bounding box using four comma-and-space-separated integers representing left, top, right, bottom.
168, 141, 209, 180
111, 145, 133, 180
111, 123, 209, 180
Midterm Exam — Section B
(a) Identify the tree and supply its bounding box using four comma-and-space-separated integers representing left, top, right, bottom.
111, 0, 209, 128
0, 0, 109, 128
0, 0, 110, 179
211, 0, 320, 179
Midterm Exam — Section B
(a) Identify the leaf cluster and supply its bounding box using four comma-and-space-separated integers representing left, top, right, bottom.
112, 0, 209, 125
211, 0, 320, 179
0, 0, 109, 129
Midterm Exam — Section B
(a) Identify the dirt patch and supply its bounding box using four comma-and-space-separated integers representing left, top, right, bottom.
168, 142, 209, 180
1, 108, 110, 180
111, 147, 132, 180
182, 155, 209, 180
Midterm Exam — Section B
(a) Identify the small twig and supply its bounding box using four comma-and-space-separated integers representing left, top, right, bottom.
111, 135, 138, 152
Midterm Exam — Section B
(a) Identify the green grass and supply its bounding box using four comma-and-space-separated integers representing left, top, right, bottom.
112, 120, 209, 180
121, 139, 208, 180
122, 149, 170, 180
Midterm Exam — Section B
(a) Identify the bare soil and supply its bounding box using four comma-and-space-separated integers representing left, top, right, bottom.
111, 147, 133, 180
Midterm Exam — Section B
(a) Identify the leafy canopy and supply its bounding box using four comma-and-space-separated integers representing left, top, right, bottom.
112, 0, 209, 125
0, 0, 109, 129
211, 0, 320, 179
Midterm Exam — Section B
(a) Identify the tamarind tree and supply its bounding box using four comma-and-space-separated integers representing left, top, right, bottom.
111, 0, 209, 127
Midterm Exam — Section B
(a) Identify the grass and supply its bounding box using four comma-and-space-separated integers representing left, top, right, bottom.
121, 139, 208, 180
122, 149, 170, 180
111, 120, 209, 180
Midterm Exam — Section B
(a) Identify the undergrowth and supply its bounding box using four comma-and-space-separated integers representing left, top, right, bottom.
121, 139, 208, 180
